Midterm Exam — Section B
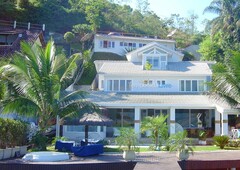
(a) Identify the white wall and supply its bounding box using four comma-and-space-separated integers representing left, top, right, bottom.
94, 34, 176, 56
101, 75, 208, 92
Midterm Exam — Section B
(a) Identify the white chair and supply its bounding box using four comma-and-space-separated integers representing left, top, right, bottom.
231, 129, 240, 139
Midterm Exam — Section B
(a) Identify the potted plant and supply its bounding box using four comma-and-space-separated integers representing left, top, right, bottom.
115, 127, 138, 160
168, 130, 194, 160
198, 130, 207, 145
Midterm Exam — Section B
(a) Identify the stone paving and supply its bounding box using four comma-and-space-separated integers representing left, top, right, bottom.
2, 150, 240, 170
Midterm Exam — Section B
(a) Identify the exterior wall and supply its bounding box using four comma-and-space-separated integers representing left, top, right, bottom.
101, 75, 208, 92
127, 47, 182, 63
94, 34, 176, 56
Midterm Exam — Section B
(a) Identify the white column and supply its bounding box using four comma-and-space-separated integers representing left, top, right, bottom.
222, 113, 228, 135
134, 107, 141, 139
215, 110, 221, 135
56, 115, 60, 137
170, 107, 175, 135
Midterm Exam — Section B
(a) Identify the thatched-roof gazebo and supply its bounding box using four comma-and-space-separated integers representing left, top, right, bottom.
78, 112, 113, 145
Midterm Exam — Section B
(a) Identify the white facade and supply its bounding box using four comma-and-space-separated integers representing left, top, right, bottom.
93, 33, 176, 56
64, 34, 239, 141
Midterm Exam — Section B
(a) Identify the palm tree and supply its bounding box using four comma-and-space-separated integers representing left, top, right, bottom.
210, 51, 240, 107
141, 114, 168, 149
0, 40, 97, 131
204, 0, 240, 49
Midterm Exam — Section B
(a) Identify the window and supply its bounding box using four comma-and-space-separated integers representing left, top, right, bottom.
107, 80, 132, 91
186, 80, 191, 91
198, 80, 204, 91
192, 80, 198, 91
143, 80, 153, 85
180, 80, 185, 91
107, 80, 112, 91
153, 57, 159, 67
113, 80, 119, 91
180, 80, 205, 92
157, 80, 166, 87
126, 80, 132, 91
139, 43, 143, 47
120, 80, 125, 91
66, 126, 97, 132
132, 43, 136, 48
146, 56, 159, 69
100, 40, 115, 48
120, 42, 123, 46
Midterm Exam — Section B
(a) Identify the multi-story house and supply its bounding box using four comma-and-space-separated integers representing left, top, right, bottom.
63, 33, 239, 140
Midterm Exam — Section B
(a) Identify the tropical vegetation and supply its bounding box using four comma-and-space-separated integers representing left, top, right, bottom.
141, 114, 168, 150
168, 131, 194, 155
115, 127, 138, 151
0, 41, 97, 149
213, 135, 230, 149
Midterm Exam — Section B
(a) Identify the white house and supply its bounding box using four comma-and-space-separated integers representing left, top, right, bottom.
63, 33, 239, 141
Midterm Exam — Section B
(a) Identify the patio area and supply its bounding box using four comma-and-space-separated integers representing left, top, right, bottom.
1, 150, 240, 170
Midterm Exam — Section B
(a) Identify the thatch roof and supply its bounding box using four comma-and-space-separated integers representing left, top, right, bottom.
79, 112, 113, 126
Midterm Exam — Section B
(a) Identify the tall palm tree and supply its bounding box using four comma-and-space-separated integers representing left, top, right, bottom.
204, 0, 240, 49
0, 40, 97, 131
210, 51, 240, 107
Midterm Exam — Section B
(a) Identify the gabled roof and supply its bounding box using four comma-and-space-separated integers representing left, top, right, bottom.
95, 60, 212, 76
126, 42, 184, 57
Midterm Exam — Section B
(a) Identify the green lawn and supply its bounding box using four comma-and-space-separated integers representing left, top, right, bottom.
46, 145, 240, 153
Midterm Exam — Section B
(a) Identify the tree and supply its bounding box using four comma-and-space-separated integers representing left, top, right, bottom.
0, 41, 97, 134
204, 0, 240, 50
198, 35, 224, 62
210, 51, 240, 107
141, 114, 168, 150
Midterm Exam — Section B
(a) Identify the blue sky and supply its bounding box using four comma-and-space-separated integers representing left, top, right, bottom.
130, 0, 218, 31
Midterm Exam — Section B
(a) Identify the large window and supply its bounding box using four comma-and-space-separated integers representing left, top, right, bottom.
105, 108, 134, 137
145, 55, 167, 70
66, 125, 97, 132
175, 109, 213, 129
107, 80, 132, 91
179, 80, 205, 92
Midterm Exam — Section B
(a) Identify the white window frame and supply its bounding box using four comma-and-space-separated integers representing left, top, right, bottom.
107, 79, 132, 91
179, 80, 205, 92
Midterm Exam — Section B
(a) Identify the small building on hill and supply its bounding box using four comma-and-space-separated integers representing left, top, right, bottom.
0, 21, 45, 57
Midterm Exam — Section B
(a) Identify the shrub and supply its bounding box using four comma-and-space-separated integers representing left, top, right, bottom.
0, 118, 27, 148
228, 139, 240, 147
31, 132, 48, 151
213, 135, 229, 149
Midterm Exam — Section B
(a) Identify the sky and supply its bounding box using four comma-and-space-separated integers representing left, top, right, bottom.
130, 0, 218, 31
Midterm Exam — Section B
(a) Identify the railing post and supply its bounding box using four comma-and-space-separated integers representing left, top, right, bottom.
42, 24, 45, 31
13, 21, 16, 29
28, 22, 30, 30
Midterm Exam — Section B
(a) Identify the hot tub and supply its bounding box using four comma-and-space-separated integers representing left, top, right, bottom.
22, 151, 70, 162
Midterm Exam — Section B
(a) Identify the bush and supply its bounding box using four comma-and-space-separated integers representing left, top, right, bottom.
213, 135, 229, 149
228, 139, 240, 147
31, 132, 48, 151
0, 118, 28, 148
